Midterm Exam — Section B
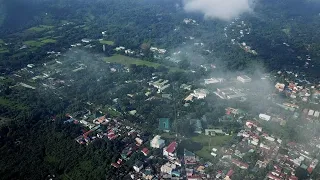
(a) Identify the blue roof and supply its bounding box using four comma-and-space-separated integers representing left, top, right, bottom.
158, 118, 170, 131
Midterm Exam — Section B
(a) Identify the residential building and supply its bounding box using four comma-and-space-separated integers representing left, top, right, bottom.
184, 149, 196, 164
133, 160, 144, 172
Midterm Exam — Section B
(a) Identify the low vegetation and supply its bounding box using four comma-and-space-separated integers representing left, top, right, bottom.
99, 40, 114, 46
27, 25, 54, 32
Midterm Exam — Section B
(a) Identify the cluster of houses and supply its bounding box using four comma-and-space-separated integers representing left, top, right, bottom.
130, 135, 218, 180
211, 116, 319, 180
150, 47, 167, 54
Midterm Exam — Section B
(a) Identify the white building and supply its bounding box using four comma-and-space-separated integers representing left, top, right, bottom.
150, 135, 165, 148
237, 75, 252, 83
133, 161, 143, 172
204, 78, 224, 85
192, 89, 209, 99
259, 114, 271, 121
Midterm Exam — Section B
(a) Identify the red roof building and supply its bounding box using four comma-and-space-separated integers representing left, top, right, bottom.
163, 141, 177, 158
226, 169, 234, 177
232, 159, 249, 169
267, 173, 281, 180
111, 163, 120, 168
141, 148, 149, 156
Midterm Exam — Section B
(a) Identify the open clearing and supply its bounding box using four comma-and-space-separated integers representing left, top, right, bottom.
24, 38, 57, 48
27, 25, 54, 32
192, 135, 232, 160
0, 48, 9, 53
99, 40, 114, 46
104, 54, 181, 72
0, 97, 28, 111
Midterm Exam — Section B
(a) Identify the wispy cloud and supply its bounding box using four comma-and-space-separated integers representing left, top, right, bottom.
183, 0, 254, 21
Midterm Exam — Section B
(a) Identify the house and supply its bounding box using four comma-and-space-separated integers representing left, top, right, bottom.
81, 38, 92, 43
184, 149, 197, 164
150, 135, 165, 148
185, 94, 194, 102
133, 160, 144, 172
111, 163, 120, 168
161, 162, 176, 175
237, 75, 251, 83
163, 141, 177, 158
232, 159, 249, 169
141, 148, 149, 156
158, 118, 170, 132
115, 46, 125, 51
225, 169, 234, 180
275, 83, 285, 92
307, 159, 319, 173
135, 137, 143, 146
142, 167, 154, 180
267, 173, 281, 180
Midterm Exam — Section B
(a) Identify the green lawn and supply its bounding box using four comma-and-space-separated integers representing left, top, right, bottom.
99, 40, 114, 46
24, 38, 57, 48
0, 97, 28, 110
0, 39, 4, 44
41, 39, 57, 43
24, 40, 43, 47
0, 48, 9, 53
191, 134, 232, 160
104, 54, 181, 72
282, 28, 291, 36
27, 25, 54, 32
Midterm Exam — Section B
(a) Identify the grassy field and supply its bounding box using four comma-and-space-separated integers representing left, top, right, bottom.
192, 135, 232, 160
0, 48, 9, 53
41, 39, 57, 43
27, 25, 54, 32
0, 39, 4, 44
282, 28, 291, 36
104, 54, 181, 72
24, 40, 43, 47
0, 117, 12, 126
24, 38, 57, 48
99, 40, 114, 46
0, 97, 28, 111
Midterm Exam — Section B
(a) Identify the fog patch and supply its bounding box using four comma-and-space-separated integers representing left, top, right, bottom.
183, 0, 255, 21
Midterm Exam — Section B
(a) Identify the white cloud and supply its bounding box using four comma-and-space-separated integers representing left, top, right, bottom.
183, 0, 253, 21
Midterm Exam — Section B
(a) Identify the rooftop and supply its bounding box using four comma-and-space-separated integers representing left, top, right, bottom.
166, 141, 177, 153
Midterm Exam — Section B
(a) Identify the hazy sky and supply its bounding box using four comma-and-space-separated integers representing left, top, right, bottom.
183, 0, 253, 21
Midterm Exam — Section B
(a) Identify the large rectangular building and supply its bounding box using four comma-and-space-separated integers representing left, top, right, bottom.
237, 75, 252, 83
